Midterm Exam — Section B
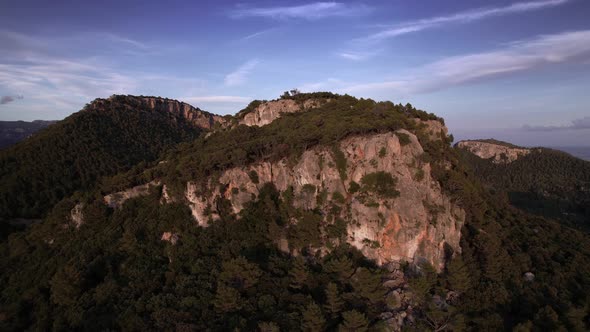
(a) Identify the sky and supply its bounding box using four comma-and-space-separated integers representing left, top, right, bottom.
1, 0, 590, 146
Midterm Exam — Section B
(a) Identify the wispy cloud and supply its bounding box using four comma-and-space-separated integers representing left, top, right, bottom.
0, 95, 23, 105
523, 116, 590, 131
229, 2, 371, 20
0, 30, 207, 118
305, 30, 590, 96
180, 96, 252, 104
361, 0, 569, 42
224, 59, 259, 86
337, 51, 380, 61
240, 28, 278, 41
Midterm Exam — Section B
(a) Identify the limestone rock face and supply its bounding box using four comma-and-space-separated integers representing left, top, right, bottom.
184, 130, 464, 270
457, 140, 530, 164
97, 95, 228, 130
104, 180, 161, 208
141, 97, 228, 129
415, 119, 448, 141
239, 99, 327, 127
70, 203, 85, 229
161, 232, 179, 245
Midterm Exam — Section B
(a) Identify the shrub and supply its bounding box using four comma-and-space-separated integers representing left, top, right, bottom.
332, 191, 346, 204
248, 170, 260, 184
332, 146, 348, 181
396, 132, 411, 146
415, 168, 425, 182
360, 172, 400, 198
349, 181, 360, 194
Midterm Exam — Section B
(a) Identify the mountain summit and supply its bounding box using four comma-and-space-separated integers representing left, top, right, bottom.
1, 93, 589, 331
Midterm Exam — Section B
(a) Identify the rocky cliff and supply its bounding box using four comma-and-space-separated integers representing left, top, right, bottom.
91, 97, 463, 271
179, 129, 463, 270
239, 98, 328, 126
456, 139, 531, 164
91, 95, 228, 130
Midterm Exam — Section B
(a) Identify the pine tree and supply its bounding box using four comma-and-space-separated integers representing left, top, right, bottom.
324, 282, 344, 317
446, 256, 472, 293
213, 285, 243, 313
302, 302, 326, 332
219, 256, 262, 290
350, 267, 385, 304
258, 321, 280, 332
339, 310, 368, 332
289, 257, 308, 290
324, 256, 354, 283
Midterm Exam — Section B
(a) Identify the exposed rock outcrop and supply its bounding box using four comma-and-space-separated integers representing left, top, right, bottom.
184, 130, 464, 270
70, 203, 84, 229
239, 99, 328, 127
415, 119, 448, 141
92, 95, 228, 130
104, 180, 161, 208
457, 140, 530, 164
161, 232, 179, 245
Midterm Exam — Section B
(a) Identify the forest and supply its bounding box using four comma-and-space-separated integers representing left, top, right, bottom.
0, 96, 205, 220
0, 93, 589, 331
458, 145, 590, 231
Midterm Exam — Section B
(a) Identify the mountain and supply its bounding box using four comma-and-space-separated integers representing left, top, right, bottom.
1, 93, 589, 331
0, 120, 56, 149
0, 95, 226, 221
457, 139, 590, 230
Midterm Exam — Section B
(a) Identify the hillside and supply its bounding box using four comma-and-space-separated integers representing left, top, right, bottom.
457, 139, 590, 230
0, 94, 589, 331
0, 95, 224, 221
0, 120, 56, 149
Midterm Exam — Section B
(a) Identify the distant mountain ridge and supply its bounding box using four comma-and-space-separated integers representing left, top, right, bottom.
0, 120, 57, 149
457, 138, 590, 230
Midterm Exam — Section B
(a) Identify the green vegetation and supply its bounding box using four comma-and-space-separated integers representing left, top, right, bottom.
414, 168, 425, 182
248, 170, 260, 184
0, 185, 391, 331
360, 171, 400, 198
331, 146, 348, 181
396, 132, 412, 146
0, 96, 205, 220
332, 191, 345, 204
151, 94, 438, 195
458, 146, 590, 230
0, 92, 589, 331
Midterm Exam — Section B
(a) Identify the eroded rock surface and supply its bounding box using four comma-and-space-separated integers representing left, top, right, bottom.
184, 130, 464, 270
104, 181, 161, 208
457, 140, 530, 164
93, 95, 228, 130
161, 232, 179, 245
68, 203, 85, 229
239, 99, 327, 127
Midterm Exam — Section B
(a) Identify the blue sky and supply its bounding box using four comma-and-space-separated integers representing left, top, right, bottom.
1, 0, 590, 146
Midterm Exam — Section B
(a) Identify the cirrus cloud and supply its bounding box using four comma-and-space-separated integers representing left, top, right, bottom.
229, 2, 371, 20
361, 0, 570, 43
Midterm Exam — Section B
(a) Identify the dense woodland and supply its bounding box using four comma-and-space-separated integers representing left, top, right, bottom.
0, 93, 589, 331
0, 97, 205, 221
459, 146, 590, 230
